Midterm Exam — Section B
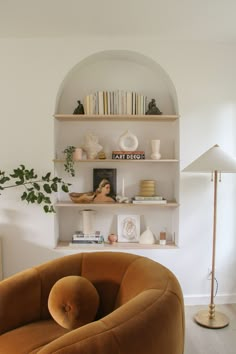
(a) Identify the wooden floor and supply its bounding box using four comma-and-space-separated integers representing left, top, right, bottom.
184, 304, 236, 354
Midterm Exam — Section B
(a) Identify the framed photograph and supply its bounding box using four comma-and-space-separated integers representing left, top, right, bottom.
93, 168, 117, 197
117, 214, 140, 242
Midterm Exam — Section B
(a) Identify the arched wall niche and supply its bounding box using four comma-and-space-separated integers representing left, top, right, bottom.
55, 50, 179, 114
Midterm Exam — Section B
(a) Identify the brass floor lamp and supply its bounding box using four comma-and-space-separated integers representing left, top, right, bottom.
183, 144, 236, 329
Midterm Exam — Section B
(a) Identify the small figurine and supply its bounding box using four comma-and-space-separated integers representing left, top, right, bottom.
145, 99, 162, 115
73, 100, 84, 114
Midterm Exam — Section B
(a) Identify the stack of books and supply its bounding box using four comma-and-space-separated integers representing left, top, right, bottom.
132, 196, 167, 204
112, 150, 145, 160
83, 90, 148, 115
70, 231, 104, 246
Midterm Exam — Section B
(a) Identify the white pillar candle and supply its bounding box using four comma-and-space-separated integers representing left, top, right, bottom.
122, 178, 125, 197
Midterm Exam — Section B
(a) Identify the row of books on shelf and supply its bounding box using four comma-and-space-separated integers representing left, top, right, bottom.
112, 150, 145, 160
83, 90, 148, 115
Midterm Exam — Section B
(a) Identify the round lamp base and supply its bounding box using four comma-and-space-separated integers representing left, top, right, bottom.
194, 310, 229, 329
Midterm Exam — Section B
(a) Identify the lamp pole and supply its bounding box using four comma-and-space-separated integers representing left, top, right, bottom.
194, 170, 229, 328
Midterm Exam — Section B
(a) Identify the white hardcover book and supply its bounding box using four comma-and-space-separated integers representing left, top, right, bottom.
107, 91, 111, 115
134, 196, 164, 201
98, 91, 104, 115
89, 94, 93, 114
132, 200, 167, 204
132, 92, 136, 115
83, 95, 87, 114
86, 95, 90, 115
126, 91, 132, 115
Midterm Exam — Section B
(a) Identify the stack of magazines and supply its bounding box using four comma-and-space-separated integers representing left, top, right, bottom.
70, 231, 104, 246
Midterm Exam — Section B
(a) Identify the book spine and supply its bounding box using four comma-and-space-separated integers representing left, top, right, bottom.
112, 153, 145, 160
98, 91, 104, 115
134, 196, 164, 201
132, 200, 167, 204
112, 150, 145, 154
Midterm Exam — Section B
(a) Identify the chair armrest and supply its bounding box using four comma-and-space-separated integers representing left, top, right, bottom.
37, 320, 119, 354
0, 268, 41, 334
37, 289, 184, 354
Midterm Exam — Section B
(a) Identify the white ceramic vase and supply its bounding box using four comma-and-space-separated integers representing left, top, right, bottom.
139, 226, 155, 244
151, 139, 161, 160
80, 209, 96, 235
73, 148, 83, 161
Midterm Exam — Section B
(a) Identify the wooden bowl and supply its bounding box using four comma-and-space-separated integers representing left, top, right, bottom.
69, 192, 94, 203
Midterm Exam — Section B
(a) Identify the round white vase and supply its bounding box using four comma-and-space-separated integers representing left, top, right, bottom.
151, 139, 161, 160
139, 226, 155, 244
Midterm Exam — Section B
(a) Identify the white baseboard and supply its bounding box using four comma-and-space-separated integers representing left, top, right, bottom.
184, 294, 236, 306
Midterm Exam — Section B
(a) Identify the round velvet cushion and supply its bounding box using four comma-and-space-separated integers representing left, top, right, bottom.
48, 275, 99, 330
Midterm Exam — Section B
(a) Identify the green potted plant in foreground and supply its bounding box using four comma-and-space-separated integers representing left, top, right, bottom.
0, 165, 70, 213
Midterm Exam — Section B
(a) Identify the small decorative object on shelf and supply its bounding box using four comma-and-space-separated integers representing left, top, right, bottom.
139, 226, 156, 244
150, 139, 161, 160
73, 100, 84, 114
159, 231, 167, 245
108, 233, 118, 244
82, 133, 103, 159
97, 151, 107, 159
116, 195, 129, 203
69, 192, 94, 203
73, 148, 83, 161
145, 99, 162, 115
139, 180, 156, 197
116, 177, 129, 203
119, 130, 139, 151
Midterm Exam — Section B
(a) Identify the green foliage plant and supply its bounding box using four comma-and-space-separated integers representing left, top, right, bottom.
0, 165, 70, 213
63, 145, 76, 177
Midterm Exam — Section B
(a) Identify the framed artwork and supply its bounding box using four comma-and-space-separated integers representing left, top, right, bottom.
117, 214, 140, 242
93, 168, 117, 197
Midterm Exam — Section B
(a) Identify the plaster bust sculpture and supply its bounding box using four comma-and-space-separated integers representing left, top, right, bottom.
82, 133, 103, 159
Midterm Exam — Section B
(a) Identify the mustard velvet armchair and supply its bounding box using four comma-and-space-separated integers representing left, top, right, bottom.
0, 252, 185, 354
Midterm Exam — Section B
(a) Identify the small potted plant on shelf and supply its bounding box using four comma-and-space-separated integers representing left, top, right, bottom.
0, 165, 70, 213
63, 145, 76, 177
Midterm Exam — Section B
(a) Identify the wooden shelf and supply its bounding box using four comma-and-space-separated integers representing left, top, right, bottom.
55, 201, 179, 208
54, 114, 179, 122
56, 241, 177, 250
54, 159, 179, 163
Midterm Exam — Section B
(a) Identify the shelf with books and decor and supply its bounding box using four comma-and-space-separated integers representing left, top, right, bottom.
53, 52, 180, 250
53, 110, 179, 249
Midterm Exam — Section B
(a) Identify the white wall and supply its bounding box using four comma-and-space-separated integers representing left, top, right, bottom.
0, 37, 236, 304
